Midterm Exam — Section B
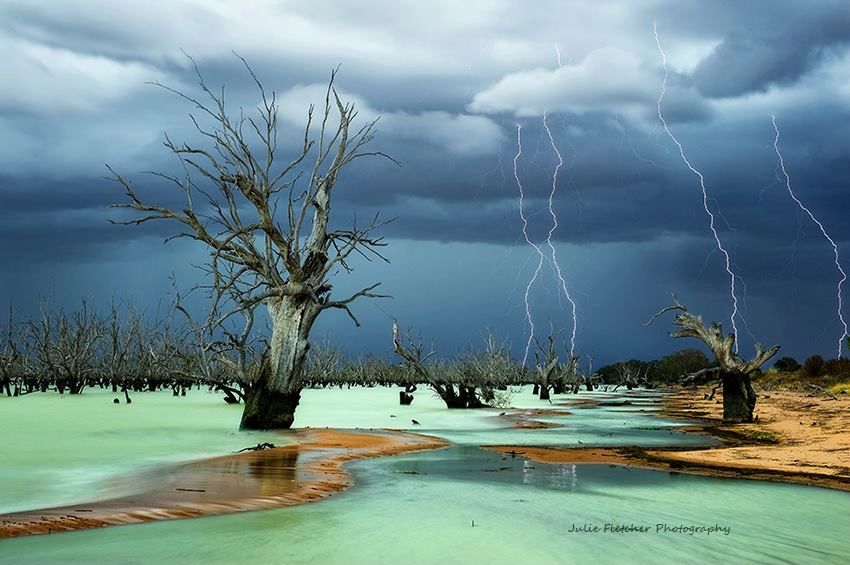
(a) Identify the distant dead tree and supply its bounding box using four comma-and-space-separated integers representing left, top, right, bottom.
533, 331, 561, 401
110, 57, 396, 429
302, 340, 343, 385
27, 301, 104, 395
461, 333, 522, 406
614, 361, 647, 391
0, 305, 22, 396
169, 281, 261, 404
646, 294, 779, 423
328, 354, 411, 391
101, 300, 140, 402
393, 322, 521, 408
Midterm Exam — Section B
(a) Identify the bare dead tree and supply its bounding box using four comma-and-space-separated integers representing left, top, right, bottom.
54, 302, 104, 394
100, 300, 142, 402
466, 333, 521, 387
168, 281, 257, 403
392, 322, 489, 408
109, 57, 396, 429
533, 331, 560, 401
0, 304, 22, 396
303, 339, 342, 385
26, 305, 55, 392
614, 361, 647, 390
138, 308, 185, 393
26, 301, 104, 394
646, 293, 780, 423
331, 354, 411, 390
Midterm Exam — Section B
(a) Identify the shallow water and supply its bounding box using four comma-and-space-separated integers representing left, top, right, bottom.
3, 386, 849, 564
0, 389, 279, 513
295, 386, 713, 448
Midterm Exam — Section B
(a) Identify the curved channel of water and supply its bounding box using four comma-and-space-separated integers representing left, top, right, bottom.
2, 387, 849, 564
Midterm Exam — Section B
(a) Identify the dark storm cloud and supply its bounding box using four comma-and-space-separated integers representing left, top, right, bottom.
0, 174, 204, 265
690, 2, 850, 98
2, 0, 850, 363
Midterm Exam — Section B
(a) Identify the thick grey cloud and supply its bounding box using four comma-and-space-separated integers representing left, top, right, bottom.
686, 1, 850, 97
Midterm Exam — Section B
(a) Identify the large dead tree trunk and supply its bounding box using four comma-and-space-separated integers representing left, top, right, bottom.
537, 357, 557, 401
533, 328, 565, 401
646, 294, 779, 423
721, 370, 757, 423
239, 298, 317, 428
111, 58, 394, 430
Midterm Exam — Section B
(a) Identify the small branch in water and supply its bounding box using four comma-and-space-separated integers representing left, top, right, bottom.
235, 442, 276, 453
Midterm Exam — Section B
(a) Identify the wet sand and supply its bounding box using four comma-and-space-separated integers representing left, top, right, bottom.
499, 408, 569, 429
0, 428, 448, 539
486, 445, 638, 466
489, 388, 850, 492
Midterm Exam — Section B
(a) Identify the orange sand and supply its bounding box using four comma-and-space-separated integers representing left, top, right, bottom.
485, 446, 637, 466
0, 428, 448, 539
648, 388, 850, 489
499, 408, 569, 429
487, 389, 850, 492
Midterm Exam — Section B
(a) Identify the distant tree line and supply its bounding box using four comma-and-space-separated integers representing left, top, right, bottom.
0, 300, 535, 407
596, 348, 712, 388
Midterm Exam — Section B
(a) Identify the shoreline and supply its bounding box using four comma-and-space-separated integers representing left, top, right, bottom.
5, 387, 849, 540
488, 387, 850, 493
0, 428, 448, 539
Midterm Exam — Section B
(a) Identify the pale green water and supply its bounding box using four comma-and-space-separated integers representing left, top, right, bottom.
294, 386, 712, 448
0, 389, 279, 513
2, 386, 849, 564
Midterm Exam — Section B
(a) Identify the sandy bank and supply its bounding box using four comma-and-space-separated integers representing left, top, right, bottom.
0, 428, 448, 539
486, 389, 850, 492
485, 446, 638, 466
499, 408, 570, 429
650, 388, 850, 490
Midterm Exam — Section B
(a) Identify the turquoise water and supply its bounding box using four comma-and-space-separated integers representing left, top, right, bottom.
0, 389, 279, 513
295, 386, 713, 448
2, 386, 849, 564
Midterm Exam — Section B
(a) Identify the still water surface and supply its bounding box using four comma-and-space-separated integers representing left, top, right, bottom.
2, 386, 847, 564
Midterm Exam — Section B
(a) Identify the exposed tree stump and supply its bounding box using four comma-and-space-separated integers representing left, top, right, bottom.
240, 386, 301, 430
646, 294, 779, 424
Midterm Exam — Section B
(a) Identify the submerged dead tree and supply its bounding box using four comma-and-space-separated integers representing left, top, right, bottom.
392, 322, 517, 408
533, 331, 561, 401
111, 58, 395, 429
392, 322, 479, 408
646, 294, 779, 423
0, 305, 22, 396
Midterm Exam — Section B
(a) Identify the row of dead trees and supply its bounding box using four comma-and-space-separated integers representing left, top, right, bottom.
0, 298, 604, 409
0, 299, 256, 401
2, 293, 780, 424
391, 321, 603, 407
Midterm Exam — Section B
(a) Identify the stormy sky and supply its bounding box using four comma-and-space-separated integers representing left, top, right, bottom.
2, 0, 849, 366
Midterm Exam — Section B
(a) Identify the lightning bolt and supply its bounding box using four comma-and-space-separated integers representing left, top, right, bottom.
514, 124, 546, 366
772, 114, 848, 357
555, 43, 570, 68
653, 22, 742, 351
543, 112, 578, 357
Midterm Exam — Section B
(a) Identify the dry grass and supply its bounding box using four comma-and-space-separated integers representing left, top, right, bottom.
755, 368, 850, 393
